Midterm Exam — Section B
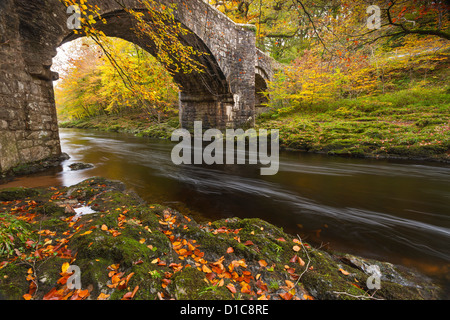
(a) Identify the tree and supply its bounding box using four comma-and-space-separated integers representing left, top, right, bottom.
55, 38, 178, 121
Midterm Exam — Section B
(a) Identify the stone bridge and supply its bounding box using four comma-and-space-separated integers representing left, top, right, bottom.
0, 0, 274, 173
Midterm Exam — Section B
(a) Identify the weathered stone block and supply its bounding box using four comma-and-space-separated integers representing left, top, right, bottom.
0, 131, 20, 172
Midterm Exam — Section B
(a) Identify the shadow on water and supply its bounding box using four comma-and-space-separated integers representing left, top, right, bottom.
2, 128, 449, 289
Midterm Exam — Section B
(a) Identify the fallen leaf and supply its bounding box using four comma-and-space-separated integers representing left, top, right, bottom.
258, 260, 268, 267
108, 264, 120, 270
298, 257, 305, 267
78, 289, 90, 299
79, 230, 93, 236
121, 292, 133, 300
101, 224, 108, 231
202, 265, 212, 273
131, 285, 139, 298
292, 245, 301, 252
285, 280, 295, 288
226, 247, 234, 254
205, 272, 216, 281
240, 281, 252, 294
279, 292, 293, 300
97, 292, 110, 300
161, 278, 171, 288
61, 262, 70, 274
226, 283, 236, 294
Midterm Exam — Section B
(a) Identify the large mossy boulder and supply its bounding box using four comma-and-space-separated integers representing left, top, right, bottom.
0, 177, 444, 300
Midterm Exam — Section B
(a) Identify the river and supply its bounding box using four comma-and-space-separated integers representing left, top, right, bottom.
2, 128, 449, 287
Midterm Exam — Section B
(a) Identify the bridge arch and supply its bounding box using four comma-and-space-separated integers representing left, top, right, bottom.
0, 0, 273, 173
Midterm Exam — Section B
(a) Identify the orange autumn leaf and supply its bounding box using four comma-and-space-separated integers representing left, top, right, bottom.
205, 272, 216, 281
226, 247, 234, 254
285, 280, 295, 288
339, 268, 350, 275
125, 272, 134, 284
131, 285, 139, 298
279, 292, 293, 300
202, 265, 212, 273
240, 281, 252, 294
23, 293, 33, 300
298, 257, 306, 267
161, 278, 171, 288
292, 245, 301, 252
78, 289, 90, 299
121, 292, 133, 300
97, 292, 110, 300
258, 259, 268, 267
61, 262, 70, 274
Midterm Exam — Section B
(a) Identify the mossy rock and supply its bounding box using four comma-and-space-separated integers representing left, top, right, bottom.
0, 263, 30, 300
36, 202, 66, 217
0, 178, 444, 300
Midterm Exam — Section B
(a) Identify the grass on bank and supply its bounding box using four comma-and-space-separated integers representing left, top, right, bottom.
257, 83, 450, 160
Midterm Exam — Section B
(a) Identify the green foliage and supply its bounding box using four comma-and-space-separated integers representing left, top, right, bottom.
0, 213, 34, 257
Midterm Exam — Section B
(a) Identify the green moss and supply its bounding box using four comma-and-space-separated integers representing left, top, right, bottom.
0, 263, 29, 300
168, 267, 231, 300
0, 188, 39, 201
37, 203, 66, 217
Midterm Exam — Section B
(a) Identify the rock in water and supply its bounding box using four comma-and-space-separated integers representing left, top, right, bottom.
69, 163, 94, 171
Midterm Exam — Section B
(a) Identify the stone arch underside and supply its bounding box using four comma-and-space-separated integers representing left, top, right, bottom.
62, 9, 234, 129
0, 0, 273, 173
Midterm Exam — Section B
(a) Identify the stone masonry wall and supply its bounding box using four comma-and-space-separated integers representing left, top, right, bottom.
0, 0, 61, 173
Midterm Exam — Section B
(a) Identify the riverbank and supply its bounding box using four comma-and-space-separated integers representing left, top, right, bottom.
257, 84, 450, 163
59, 83, 450, 163
0, 177, 444, 300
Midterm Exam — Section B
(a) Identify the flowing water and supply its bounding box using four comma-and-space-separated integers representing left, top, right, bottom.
2, 128, 449, 287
